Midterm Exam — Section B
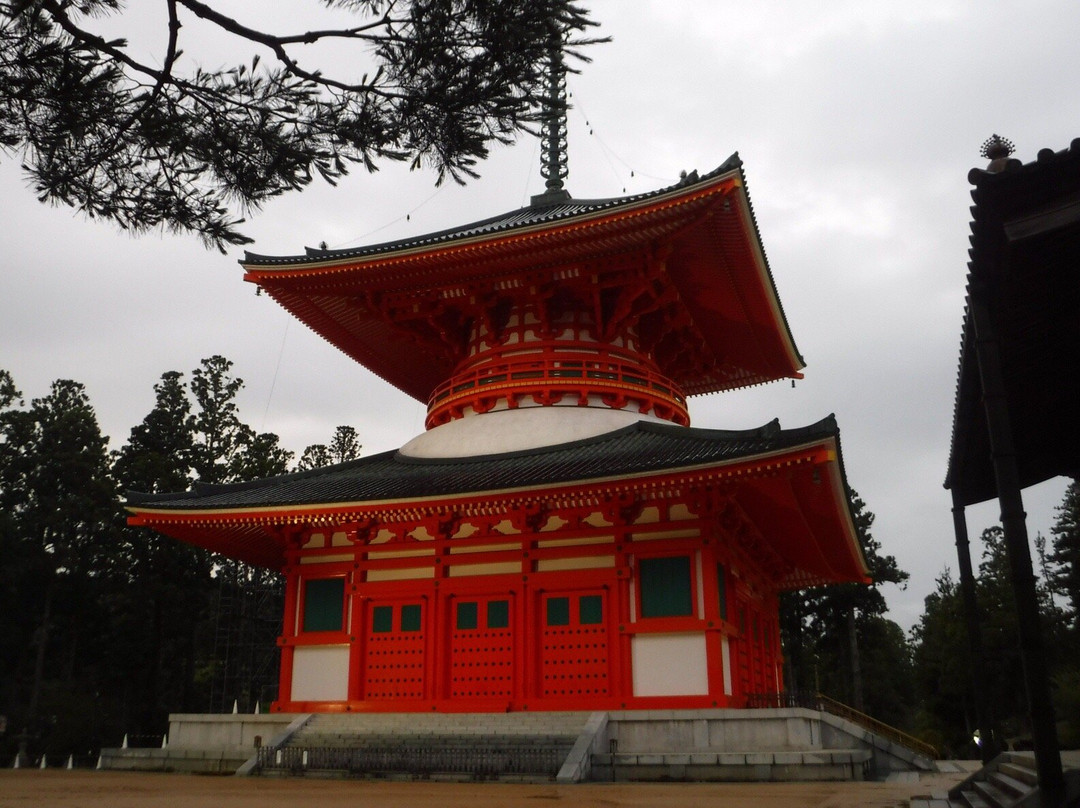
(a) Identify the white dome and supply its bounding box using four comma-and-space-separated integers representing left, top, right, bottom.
399, 406, 671, 459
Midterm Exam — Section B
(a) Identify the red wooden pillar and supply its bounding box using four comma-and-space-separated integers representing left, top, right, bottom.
276, 560, 300, 710
613, 530, 634, 704
347, 568, 363, 703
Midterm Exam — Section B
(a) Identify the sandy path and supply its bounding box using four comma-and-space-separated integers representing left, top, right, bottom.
0, 770, 967, 808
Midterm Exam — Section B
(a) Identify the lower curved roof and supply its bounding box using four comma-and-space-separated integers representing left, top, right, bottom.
127, 417, 869, 589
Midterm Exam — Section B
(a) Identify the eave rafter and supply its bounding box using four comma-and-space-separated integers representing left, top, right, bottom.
239, 165, 803, 403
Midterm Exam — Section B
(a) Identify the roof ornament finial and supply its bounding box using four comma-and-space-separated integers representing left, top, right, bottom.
981, 134, 1015, 173
532, 24, 571, 207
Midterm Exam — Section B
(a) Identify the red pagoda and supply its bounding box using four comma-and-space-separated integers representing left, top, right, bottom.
127, 137, 869, 713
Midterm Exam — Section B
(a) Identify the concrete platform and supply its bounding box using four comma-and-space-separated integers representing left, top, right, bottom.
98, 707, 938, 783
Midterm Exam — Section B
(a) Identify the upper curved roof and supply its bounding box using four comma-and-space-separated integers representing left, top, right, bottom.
241, 155, 805, 403
243, 156, 746, 267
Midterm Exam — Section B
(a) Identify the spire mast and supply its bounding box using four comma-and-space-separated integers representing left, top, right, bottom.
533, 24, 571, 205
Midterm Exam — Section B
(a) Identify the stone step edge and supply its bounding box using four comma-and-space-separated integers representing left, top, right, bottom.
592, 749, 873, 766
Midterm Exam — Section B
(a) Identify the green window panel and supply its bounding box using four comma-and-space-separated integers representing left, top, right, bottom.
303, 577, 345, 632
487, 600, 509, 628
546, 596, 570, 626
401, 603, 422, 632
456, 601, 478, 630
639, 556, 693, 618
372, 604, 393, 633
579, 595, 603, 625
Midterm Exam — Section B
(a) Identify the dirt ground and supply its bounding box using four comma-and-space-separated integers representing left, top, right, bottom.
0, 770, 970, 808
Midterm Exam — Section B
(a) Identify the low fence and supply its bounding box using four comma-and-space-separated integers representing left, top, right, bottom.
257, 743, 567, 778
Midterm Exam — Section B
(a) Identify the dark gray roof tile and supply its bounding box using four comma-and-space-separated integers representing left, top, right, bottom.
127, 416, 842, 511
242, 156, 743, 267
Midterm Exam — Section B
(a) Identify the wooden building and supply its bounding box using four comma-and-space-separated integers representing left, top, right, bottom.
127, 155, 870, 713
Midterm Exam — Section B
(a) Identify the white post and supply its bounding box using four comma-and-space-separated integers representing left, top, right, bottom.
13, 754, 19, 769
161, 734, 168, 749
39, 755, 46, 769
254, 701, 260, 715
67, 754, 74, 770
121, 734, 128, 749
232, 700, 238, 714
96, 754, 103, 770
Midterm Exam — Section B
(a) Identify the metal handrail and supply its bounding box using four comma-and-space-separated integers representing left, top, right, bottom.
815, 693, 939, 760
745, 691, 939, 760
257, 741, 568, 777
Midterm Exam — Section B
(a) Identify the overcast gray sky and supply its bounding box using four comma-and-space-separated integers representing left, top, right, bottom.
2, 0, 1078, 631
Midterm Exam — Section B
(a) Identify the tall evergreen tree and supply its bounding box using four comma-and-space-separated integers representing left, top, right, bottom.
1049, 479, 1080, 633
183, 356, 287, 712
0, 359, 336, 754
112, 370, 212, 730
780, 490, 911, 724
976, 527, 1068, 738
328, 426, 362, 464
231, 429, 293, 480
910, 569, 975, 754
0, 371, 34, 747
911, 524, 1071, 754
297, 425, 363, 470
189, 355, 249, 484
0, 376, 118, 757
113, 371, 193, 493
296, 442, 333, 471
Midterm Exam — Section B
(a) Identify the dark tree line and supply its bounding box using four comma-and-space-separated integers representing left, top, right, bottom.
910, 485, 1080, 756
0, 357, 358, 761
780, 491, 914, 730
779, 483, 1080, 758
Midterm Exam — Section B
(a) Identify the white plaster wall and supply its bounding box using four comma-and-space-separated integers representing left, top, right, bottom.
291, 645, 349, 702
631, 633, 709, 696
400, 407, 667, 458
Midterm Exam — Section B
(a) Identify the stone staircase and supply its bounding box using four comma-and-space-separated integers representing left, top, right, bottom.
950, 754, 1037, 808
254, 711, 591, 780
912, 752, 1080, 808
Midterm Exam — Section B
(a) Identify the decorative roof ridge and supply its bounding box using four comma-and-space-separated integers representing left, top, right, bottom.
967, 137, 1080, 190
241, 154, 745, 267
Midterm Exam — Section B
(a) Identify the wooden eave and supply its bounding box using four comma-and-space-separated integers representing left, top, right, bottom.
128, 436, 868, 589
241, 165, 804, 402
944, 139, 1080, 505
